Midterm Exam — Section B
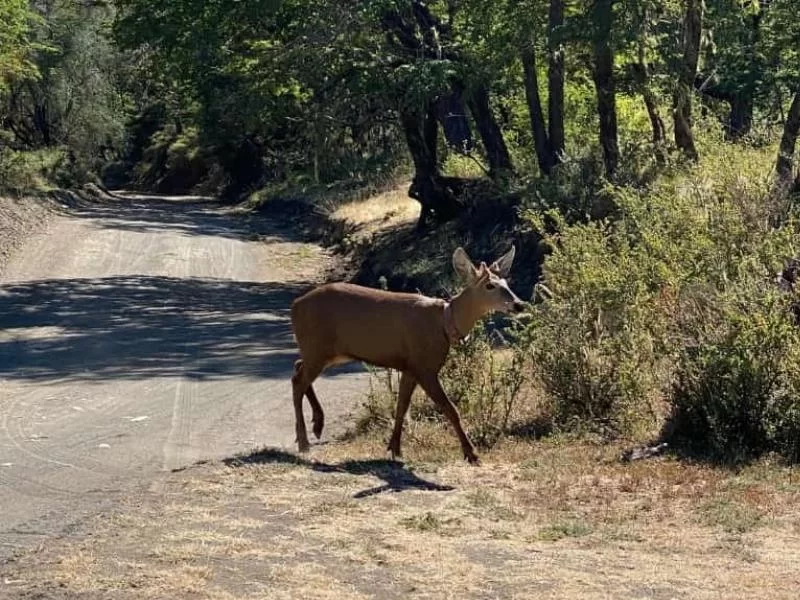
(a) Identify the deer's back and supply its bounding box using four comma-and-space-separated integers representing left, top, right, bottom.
291, 282, 448, 371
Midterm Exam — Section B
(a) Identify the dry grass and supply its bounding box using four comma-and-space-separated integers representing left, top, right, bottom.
4, 433, 800, 599
329, 185, 419, 237
325, 185, 420, 260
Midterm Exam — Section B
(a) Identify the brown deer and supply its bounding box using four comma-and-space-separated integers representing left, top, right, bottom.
290, 246, 525, 464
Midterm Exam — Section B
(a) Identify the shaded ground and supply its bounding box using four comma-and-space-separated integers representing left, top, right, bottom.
3, 435, 799, 599
0, 192, 367, 562
0, 275, 303, 382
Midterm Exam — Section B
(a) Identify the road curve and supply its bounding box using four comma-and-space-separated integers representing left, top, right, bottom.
0, 193, 367, 559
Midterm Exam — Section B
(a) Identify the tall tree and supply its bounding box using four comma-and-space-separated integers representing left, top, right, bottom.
674, 0, 703, 160
467, 84, 514, 177
630, 1, 666, 151
694, 0, 770, 141
3, 0, 126, 175
0, 0, 35, 92
513, 0, 561, 176
522, 42, 556, 175
547, 0, 565, 161
776, 91, 800, 190
591, 0, 619, 177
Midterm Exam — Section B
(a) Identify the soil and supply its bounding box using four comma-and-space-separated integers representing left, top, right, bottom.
0, 191, 368, 565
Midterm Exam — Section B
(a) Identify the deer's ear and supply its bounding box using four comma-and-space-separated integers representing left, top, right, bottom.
452, 247, 477, 282
476, 262, 491, 284
490, 245, 516, 279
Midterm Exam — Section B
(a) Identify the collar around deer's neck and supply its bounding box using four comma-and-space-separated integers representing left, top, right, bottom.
443, 301, 466, 344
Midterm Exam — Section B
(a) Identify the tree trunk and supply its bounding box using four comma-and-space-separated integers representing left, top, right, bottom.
33, 103, 51, 146
730, 8, 763, 140
436, 87, 473, 154
776, 91, 800, 188
728, 95, 754, 141
634, 65, 666, 161
634, 7, 665, 154
592, 0, 619, 177
521, 45, 555, 176
643, 89, 666, 146
400, 104, 464, 228
467, 85, 513, 177
674, 0, 703, 160
383, 1, 511, 181
547, 0, 565, 161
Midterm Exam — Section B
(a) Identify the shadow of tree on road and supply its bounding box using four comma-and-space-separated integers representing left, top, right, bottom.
0, 276, 361, 383
65, 196, 274, 242
223, 448, 455, 498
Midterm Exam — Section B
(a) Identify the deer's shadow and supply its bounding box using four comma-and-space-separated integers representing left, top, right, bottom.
223, 448, 454, 498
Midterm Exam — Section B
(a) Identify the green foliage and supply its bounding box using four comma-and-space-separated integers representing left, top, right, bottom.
522, 195, 670, 438
0, 0, 37, 90
438, 327, 527, 447
698, 497, 764, 534
113, 0, 406, 192
521, 145, 800, 457
537, 519, 593, 541
671, 285, 800, 463
0, 147, 67, 191
1, 1, 129, 186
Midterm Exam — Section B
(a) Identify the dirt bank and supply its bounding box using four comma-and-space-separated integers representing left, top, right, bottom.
0, 194, 56, 274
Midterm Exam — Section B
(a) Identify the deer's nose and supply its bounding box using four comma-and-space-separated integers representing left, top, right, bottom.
512, 301, 527, 313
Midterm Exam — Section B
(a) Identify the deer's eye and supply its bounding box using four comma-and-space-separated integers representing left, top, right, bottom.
485, 283, 496, 290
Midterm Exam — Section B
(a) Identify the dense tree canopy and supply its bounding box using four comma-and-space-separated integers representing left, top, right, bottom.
1, 0, 800, 207
0, 0, 36, 91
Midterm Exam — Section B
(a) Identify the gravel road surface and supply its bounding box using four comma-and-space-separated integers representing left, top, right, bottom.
0, 193, 367, 559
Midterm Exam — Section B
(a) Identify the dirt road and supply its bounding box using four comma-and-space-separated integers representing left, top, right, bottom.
0, 193, 366, 559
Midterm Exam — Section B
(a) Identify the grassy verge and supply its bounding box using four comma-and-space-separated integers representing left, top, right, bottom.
3, 435, 800, 599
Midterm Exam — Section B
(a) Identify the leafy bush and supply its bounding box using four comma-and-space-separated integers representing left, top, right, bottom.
522, 197, 671, 439
438, 327, 527, 447
0, 148, 69, 191
670, 284, 800, 463
521, 146, 800, 458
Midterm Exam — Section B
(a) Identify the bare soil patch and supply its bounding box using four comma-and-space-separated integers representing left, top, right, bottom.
3, 432, 800, 599
0, 194, 55, 274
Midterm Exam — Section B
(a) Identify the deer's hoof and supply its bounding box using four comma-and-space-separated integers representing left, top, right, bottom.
465, 454, 481, 466
387, 446, 403, 461
312, 416, 325, 440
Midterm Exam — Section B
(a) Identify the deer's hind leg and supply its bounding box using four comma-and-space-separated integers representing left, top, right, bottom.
417, 373, 479, 464
387, 371, 416, 460
305, 383, 325, 439
292, 358, 325, 452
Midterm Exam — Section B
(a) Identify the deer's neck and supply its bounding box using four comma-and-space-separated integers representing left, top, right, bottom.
446, 289, 483, 342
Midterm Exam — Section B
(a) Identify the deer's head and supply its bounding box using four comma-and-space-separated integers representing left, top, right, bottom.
452, 246, 526, 315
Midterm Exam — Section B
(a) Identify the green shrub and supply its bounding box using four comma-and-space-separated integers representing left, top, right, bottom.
0, 147, 69, 191
521, 146, 800, 456
437, 326, 527, 447
670, 284, 800, 463
522, 198, 671, 439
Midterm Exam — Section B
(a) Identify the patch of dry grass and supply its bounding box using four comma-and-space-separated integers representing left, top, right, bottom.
329, 186, 419, 239
4, 435, 800, 599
